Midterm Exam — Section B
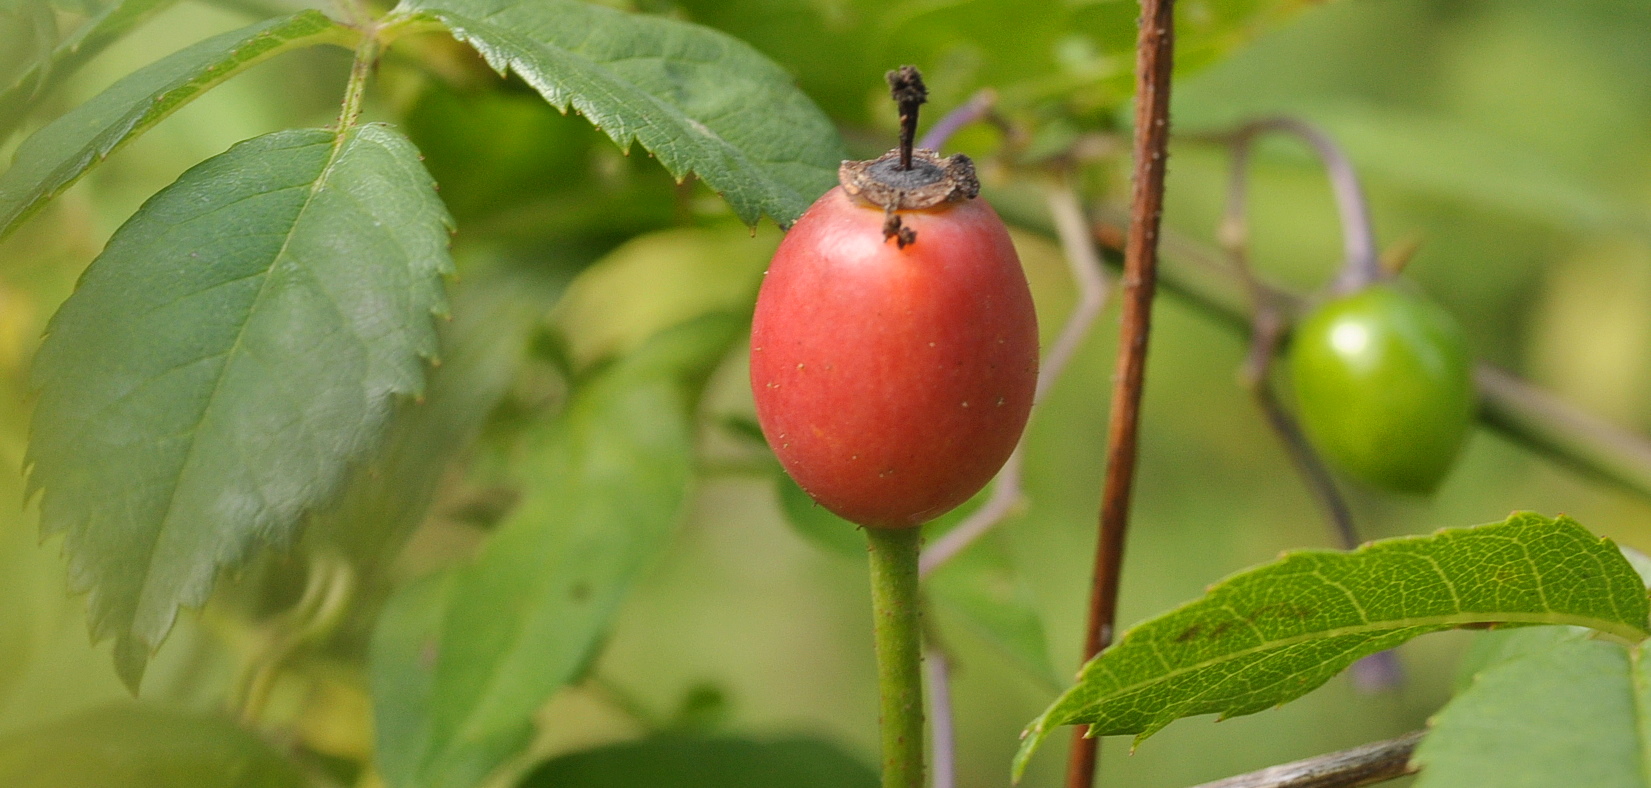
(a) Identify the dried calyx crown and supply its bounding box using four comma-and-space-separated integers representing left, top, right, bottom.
839, 66, 980, 248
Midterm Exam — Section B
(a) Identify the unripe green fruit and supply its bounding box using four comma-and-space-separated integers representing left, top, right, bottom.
1289, 284, 1475, 494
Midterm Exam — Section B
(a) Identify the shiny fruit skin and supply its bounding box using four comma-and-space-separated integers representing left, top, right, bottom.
750, 187, 1039, 528
1289, 284, 1474, 494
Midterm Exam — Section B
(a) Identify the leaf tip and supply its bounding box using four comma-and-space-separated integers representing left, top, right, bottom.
113, 635, 150, 696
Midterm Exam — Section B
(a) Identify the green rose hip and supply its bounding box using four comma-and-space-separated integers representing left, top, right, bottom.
1289, 284, 1475, 494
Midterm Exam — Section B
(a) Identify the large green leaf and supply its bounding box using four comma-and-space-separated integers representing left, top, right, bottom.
372, 314, 743, 788
28, 124, 453, 691
389, 0, 843, 227
0, 703, 307, 787
517, 736, 878, 788
0, 0, 179, 141
1012, 513, 1651, 781
1414, 628, 1651, 788
0, 11, 356, 238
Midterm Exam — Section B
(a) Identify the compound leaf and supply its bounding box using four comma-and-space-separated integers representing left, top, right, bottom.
0, 11, 355, 237
29, 124, 452, 691
372, 314, 742, 788
1012, 513, 1651, 781
390, 0, 842, 227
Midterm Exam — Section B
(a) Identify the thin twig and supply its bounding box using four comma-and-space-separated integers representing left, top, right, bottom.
233, 551, 354, 724
1068, 1, 1176, 785
1218, 117, 1405, 690
913, 181, 1112, 788
919, 89, 998, 152
1198, 118, 1381, 292
921, 448, 1027, 577
1475, 364, 1651, 494
1251, 375, 1361, 548
1185, 730, 1423, 788
919, 180, 1110, 576
923, 645, 955, 788
1057, 208, 1651, 508
333, 32, 381, 134
1040, 184, 1115, 403
1217, 121, 1359, 553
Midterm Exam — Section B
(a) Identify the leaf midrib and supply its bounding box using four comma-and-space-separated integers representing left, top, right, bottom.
1050, 609, 1649, 729
128, 127, 358, 636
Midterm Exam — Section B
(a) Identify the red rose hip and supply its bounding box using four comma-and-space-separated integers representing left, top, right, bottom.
750, 144, 1038, 529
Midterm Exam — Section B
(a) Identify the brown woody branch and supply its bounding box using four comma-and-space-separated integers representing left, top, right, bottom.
1185, 730, 1423, 788
1068, 1, 1176, 786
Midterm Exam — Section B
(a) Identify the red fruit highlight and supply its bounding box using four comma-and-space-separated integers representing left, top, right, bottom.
750, 185, 1038, 528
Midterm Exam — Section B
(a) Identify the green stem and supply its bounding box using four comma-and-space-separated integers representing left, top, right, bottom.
334, 33, 381, 133
866, 527, 924, 788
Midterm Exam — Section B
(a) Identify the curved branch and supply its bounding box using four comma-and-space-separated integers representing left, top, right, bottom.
919, 89, 997, 153
987, 196, 1651, 508
924, 645, 956, 788
1209, 118, 1381, 293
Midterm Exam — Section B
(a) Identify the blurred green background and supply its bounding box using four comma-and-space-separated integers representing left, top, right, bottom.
4, 0, 1651, 786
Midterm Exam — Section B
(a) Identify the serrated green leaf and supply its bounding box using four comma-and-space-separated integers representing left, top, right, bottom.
516, 736, 878, 788
0, 702, 308, 787
0, 11, 356, 238
0, 0, 180, 141
389, 0, 843, 227
373, 313, 742, 788
28, 124, 453, 691
1414, 630, 1651, 788
1011, 513, 1651, 781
